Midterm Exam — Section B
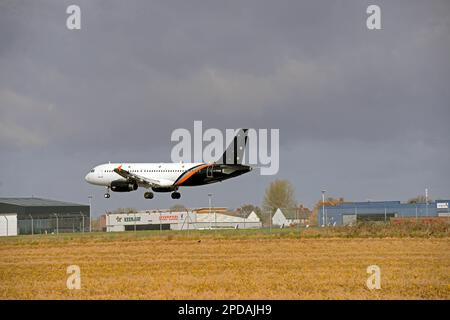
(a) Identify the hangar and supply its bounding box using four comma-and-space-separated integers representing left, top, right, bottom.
105, 208, 262, 232
0, 197, 90, 235
318, 200, 450, 226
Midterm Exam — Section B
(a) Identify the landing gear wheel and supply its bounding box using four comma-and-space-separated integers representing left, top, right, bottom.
104, 187, 111, 199
171, 192, 181, 199
144, 192, 154, 199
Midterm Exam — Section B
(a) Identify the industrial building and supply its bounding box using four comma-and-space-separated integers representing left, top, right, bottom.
318, 200, 450, 226
0, 213, 17, 236
0, 197, 90, 236
105, 208, 262, 232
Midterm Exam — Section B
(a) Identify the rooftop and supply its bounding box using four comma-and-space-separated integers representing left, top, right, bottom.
324, 200, 449, 209
0, 197, 88, 207
277, 208, 312, 219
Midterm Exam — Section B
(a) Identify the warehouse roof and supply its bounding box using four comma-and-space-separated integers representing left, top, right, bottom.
323, 200, 445, 209
0, 197, 87, 207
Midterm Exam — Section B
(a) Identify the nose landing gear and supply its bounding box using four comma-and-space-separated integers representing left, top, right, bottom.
104, 187, 111, 198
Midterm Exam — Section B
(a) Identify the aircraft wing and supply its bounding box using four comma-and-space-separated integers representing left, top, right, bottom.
113, 166, 172, 188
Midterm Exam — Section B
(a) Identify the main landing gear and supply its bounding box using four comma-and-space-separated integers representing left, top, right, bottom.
144, 191, 180, 199
144, 192, 154, 199
171, 192, 181, 199
104, 187, 111, 199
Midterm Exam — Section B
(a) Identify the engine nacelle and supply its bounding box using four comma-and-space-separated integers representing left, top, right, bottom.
110, 180, 138, 192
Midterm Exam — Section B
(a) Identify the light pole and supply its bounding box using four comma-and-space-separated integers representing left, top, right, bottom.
208, 193, 215, 231
159, 211, 162, 235
208, 193, 212, 229
29, 214, 34, 235
80, 212, 85, 233
53, 213, 59, 235
88, 195, 93, 232
322, 190, 326, 227
425, 188, 429, 216
269, 210, 272, 233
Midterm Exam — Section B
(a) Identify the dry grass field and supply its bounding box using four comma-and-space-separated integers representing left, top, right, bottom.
0, 230, 449, 300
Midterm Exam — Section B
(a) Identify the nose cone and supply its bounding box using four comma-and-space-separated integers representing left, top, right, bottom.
85, 173, 91, 183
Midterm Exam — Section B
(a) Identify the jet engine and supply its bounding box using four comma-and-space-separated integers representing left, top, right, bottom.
110, 180, 138, 192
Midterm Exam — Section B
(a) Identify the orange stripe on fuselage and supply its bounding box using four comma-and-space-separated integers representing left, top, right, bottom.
175, 164, 209, 186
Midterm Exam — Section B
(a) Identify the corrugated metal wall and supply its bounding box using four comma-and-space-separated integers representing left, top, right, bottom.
318, 201, 448, 226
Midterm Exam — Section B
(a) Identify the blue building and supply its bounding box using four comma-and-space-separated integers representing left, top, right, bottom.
318, 200, 450, 226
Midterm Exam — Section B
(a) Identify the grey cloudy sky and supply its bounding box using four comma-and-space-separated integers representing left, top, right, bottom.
1, 0, 449, 216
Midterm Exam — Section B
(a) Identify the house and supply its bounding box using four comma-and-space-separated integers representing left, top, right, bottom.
272, 206, 312, 227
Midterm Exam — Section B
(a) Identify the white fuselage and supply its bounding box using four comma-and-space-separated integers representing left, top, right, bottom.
85, 162, 204, 188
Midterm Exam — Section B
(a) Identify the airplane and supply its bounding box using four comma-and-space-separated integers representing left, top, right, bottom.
84, 129, 252, 199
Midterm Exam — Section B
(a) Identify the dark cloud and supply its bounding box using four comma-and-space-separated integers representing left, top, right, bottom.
1, 0, 449, 213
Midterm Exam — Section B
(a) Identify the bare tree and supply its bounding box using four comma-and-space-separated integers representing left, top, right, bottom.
111, 207, 137, 214
170, 204, 187, 211
310, 197, 347, 225
239, 204, 262, 218
262, 179, 297, 213
407, 195, 432, 204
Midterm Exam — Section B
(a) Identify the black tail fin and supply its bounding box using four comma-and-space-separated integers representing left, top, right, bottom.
220, 129, 248, 165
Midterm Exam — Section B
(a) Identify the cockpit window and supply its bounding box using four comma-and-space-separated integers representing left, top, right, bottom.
90, 169, 95, 173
